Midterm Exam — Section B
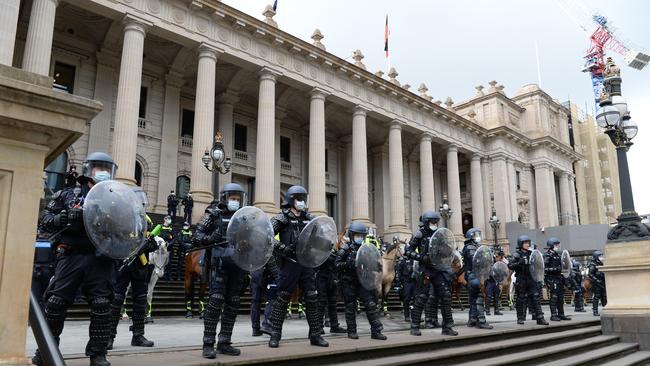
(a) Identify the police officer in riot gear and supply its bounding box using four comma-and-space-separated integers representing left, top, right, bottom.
544, 238, 571, 321
570, 260, 586, 312
395, 255, 417, 322
195, 183, 247, 359
316, 248, 347, 334
176, 222, 193, 280
335, 221, 386, 340
406, 211, 458, 336
250, 258, 280, 336
588, 250, 607, 316
160, 216, 175, 280
485, 249, 505, 316
462, 228, 493, 329
266, 185, 329, 348
107, 187, 157, 350
34, 152, 118, 366
508, 235, 549, 326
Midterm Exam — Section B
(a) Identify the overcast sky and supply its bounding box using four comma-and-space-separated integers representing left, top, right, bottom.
223, 0, 650, 215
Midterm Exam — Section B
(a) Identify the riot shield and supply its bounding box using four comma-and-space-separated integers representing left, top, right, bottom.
472, 245, 494, 283
561, 249, 572, 279
83, 180, 147, 259
227, 206, 274, 272
530, 249, 545, 283
355, 244, 383, 291
296, 216, 338, 268
428, 228, 456, 269
491, 261, 509, 284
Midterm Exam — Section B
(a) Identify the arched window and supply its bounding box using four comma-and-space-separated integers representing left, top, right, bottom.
44, 152, 68, 198
135, 161, 143, 186
176, 175, 190, 198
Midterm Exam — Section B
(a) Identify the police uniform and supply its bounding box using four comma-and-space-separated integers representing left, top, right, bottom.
570, 260, 586, 312
461, 228, 493, 329
588, 250, 606, 316
176, 225, 193, 281
485, 251, 505, 316
543, 238, 571, 321
250, 256, 280, 336
508, 235, 549, 325
395, 257, 416, 322
316, 250, 346, 333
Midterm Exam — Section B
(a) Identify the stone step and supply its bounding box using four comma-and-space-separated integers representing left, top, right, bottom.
332, 326, 603, 366
451, 334, 620, 366
600, 351, 650, 366
536, 342, 639, 366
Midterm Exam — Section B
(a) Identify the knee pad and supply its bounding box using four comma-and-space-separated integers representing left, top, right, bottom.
209, 293, 225, 302
112, 293, 125, 307
90, 297, 111, 314
305, 290, 318, 300
46, 295, 68, 314
227, 295, 240, 305
277, 291, 292, 303
133, 293, 147, 306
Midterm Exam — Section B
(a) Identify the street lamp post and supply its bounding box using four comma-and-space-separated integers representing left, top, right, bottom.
489, 211, 501, 250
595, 58, 649, 241
202, 132, 232, 175
439, 194, 453, 229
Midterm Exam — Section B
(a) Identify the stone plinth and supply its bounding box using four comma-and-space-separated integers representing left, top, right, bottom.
600, 239, 650, 350
0, 64, 101, 365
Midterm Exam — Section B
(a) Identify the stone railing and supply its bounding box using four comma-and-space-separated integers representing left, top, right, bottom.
138, 117, 148, 130
281, 162, 292, 171
234, 150, 248, 161
179, 136, 193, 151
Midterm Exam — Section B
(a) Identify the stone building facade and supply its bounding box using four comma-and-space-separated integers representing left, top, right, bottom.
7, 0, 585, 241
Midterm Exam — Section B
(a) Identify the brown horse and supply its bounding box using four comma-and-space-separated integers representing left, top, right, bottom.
184, 249, 208, 318
379, 239, 404, 316
450, 251, 467, 310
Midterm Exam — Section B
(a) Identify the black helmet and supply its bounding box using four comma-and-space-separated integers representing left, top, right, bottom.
592, 250, 604, 264
420, 210, 441, 224
465, 227, 482, 240
283, 185, 308, 207
517, 235, 531, 249
572, 259, 581, 270
546, 237, 560, 249
220, 183, 245, 204
348, 221, 369, 238
82, 151, 117, 183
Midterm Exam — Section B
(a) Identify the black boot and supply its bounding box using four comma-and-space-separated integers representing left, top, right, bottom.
485, 308, 491, 316
90, 354, 111, 366
410, 327, 421, 336
268, 333, 281, 348
131, 335, 154, 347
310, 335, 329, 347
330, 325, 347, 333
442, 327, 458, 336
477, 322, 493, 329
252, 328, 263, 336
106, 338, 114, 351
260, 324, 273, 335
494, 309, 504, 315
371, 331, 387, 340
202, 343, 216, 359
425, 320, 435, 329
217, 342, 241, 356
348, 332, 359, 339
537, 318, 550, 325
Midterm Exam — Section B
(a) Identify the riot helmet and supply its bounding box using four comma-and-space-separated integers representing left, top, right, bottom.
220, 183, 245, 212
420, 210, 441, 231
348, 221, 368, 245
592, 250, 604, 264
572, 259, 581, 270
163, 215, 172, 226
82, 152, 117, 183
132, 186, 149, 208
517, 235, 531, 250
283, 185, 309, 211
546, 237, 561, 251
182, 221, 190, 230
465, 227, 482, 244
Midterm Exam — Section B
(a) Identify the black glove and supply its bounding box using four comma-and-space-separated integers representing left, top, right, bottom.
419, 254, 430, 265
347, 253, 356, 268
144, 237, 158, 252
67, 207, 83, 225
279, 243, 295, 256
53, 210, 68, 227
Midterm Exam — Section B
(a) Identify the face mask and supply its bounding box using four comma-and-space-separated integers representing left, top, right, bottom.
93, 171, 111, 182
553, 246, 560, 252
474, 236, 482, 244
227, 200, 240, 212
183, 226, 190, 230
353, 235, 364, 245
294, 200, 306, 211
429, 224, 438, 231
164, 220, 171, 226
598, 256, 604, 262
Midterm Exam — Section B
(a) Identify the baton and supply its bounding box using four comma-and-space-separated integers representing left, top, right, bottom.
185, 240, 228, 253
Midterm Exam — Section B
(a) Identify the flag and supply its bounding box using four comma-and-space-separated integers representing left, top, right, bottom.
384, 15, 390, 58
272, 0, 278, 11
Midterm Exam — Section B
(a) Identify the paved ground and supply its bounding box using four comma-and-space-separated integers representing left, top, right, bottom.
26, 308, 600, 364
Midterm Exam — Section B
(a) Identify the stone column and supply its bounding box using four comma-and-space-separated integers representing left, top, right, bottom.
549, 169, 559, 226
308, 88, 328, 216
524, 166, 537, 229
568, 174, 579, 225
154, 70, 183, 211
481, 157, 492, 237
491, 155, 510, 237
446, 144, 462, 235
351, 106, 370, 223
0, 0, 20, 66
22, 0, 60, 75
534, 162, 553, 228
111, 16, 149, 185
386, 120, 408, 236
189, 44, 220, 219
217, 91, 239, 191
559, 171, 572, 225
253, 67, 280, 214
433, 165, 442, 211
343, 140, 353, 224
470, 154, 485, 231
419, 133, 435, 212
507, 159, 518, 220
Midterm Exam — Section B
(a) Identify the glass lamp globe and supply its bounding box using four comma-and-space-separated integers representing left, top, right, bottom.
211, 147, 225, 164
620, 117, 638, 141
610, 95, 628, 116
442, 203, 449, 211
201, 151, 211, 166
596, 104, 621, 129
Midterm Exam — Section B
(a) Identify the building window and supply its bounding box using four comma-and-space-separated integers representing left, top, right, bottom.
53, 62, 75, 93
43, 152, 68, 198
326, 193, 336, 221
459, 172, 467, 193
139, 87, 148, 119
280, 136, 291, 163
325, 149, 329, 172
181, 109, 194, 137
135, 162, 143, 187
176, 175, 190, 198
234, 124, 247, 151
516, 171, 521, 190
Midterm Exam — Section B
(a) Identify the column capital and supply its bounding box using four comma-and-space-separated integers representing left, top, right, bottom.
122, 13, 153, 35
258, 66, 282, 81
353, 105, 370, 117
446, 143, 459, 153
198, 42, 223, 61
559, 170, 570, 179
309, 87, 330, 100
489, 152, 508, 162
420, 132, 433, 142
471, 153, 483, 161
532, 161, 551, 170
390, 119, 405, 130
